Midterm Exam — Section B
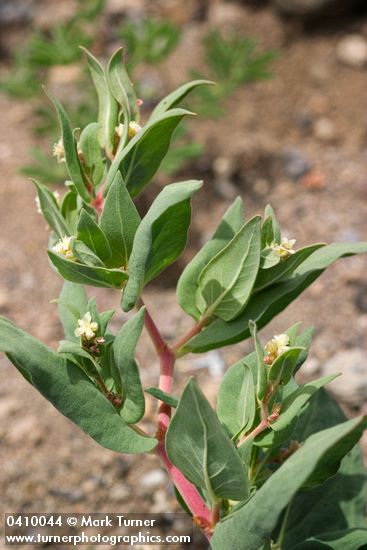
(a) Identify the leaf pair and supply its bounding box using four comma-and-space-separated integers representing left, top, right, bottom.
217, 323, 317, 443
166, 378, 248, 503
181, 241, 367, 353
212, 413, 367, 549
0, 317, 156, 454
178, 199, 262, 324
122, 180, 203, 311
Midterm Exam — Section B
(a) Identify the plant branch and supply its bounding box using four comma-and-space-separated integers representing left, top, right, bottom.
157, 440, 213, 540
239, 400, 269, 446
171, 317, 209, 356
140, 299, 213, 538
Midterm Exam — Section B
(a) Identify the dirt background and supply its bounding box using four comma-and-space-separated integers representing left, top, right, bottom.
0, 1, 367, 548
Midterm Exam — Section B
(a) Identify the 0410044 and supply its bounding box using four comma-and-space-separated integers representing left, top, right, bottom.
1, 47, 367, 550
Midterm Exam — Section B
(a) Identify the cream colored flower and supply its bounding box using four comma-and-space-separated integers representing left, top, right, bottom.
52, 236, 75, 260
273, 237, 296, 259
52, 138, 65, 163
264, 333, 290, 364
74, 312, 99, 341
115, 121, 142, 140
128, 121, 141, 138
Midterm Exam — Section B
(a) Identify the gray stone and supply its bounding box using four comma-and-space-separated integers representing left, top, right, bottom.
301, 357, 321, 378
355, 285, 367, 314
282, 148, 311, 180
140, 469, 167, 489
337, 35, 367, 69
0, 0, 34, 26
322, 348, 367, 408
192, 351, 226, 378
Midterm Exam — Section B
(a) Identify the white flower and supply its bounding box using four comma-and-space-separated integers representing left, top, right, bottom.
273, 237, 296, 259
128, 121, 141, 138
264, 333, 290, 364
74, 312, 99, 341
52, 236, 75, 260
115, 121, 142, 140
52, 138, 65, 163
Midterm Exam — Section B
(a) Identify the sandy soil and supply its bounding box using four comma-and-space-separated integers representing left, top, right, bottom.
0, 1, 367, 548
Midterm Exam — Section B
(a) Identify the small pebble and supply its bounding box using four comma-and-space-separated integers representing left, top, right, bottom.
337, 34, 367, 69
355, 284, 367, 314
300, 169, 327, 190
140, 469, 167, 489
322, 348, 367, 408
282, 148, 311, 180
313, 117, 338, 143
192, 351, 226, 378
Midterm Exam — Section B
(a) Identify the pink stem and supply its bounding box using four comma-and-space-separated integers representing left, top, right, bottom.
142, 301, 213, 538
158, 439, 213, 539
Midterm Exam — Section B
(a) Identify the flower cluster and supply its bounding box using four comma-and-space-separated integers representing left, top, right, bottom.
74, 312, 98, 341
52, 138, 66, 164
272, 237, 296, 259
264, 333, 290, 365
52, 236, 75, 260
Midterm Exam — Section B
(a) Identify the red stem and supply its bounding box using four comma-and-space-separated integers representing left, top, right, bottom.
142, 302, 213, 538
239, 397, 271, 446
171, 317, 208, 355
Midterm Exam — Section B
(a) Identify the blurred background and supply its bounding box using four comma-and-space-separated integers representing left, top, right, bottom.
0, 0, 367, 544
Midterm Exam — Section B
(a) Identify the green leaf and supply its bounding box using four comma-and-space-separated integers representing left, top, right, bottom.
268, 347, 304, 385
254, 244, 325, 292
166, 377, 249, 502
72, 240, 104, 267
60, 190, 78, 234
212, 415, 367, 550
113, 308, 145, 424
104, 109, 193, 198
57, 340, 100, 378
44, 89, 90, 202
282, 390, 367, 548
107, 47, 139, 123
81, 47, 119, 156
57, 281, 88, 342
122, 180, 202, 311
261, 216, 275, 249
145, 387, 178, 408
77, 209, 111, 263
196, 217, 261, 322
0, 318, 157, 454
151, 79, 214, 118
33, 180, 70, 238
253, 416, 299, 448
260, 246, 280, 269
217, 360, 256, 438
271, 374, 339, 432
177, 197, 244, 320
99, 172, 140, 268
293, 529, 367, 549
79, 122, 105, 187
48, 251, 128, 288
183, 242, 367, 353
99, 309, 115, 335
264, 204, 281, 243
249, 321, 267, 401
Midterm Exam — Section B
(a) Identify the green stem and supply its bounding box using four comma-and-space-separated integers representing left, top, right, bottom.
272, 498, 293, 549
